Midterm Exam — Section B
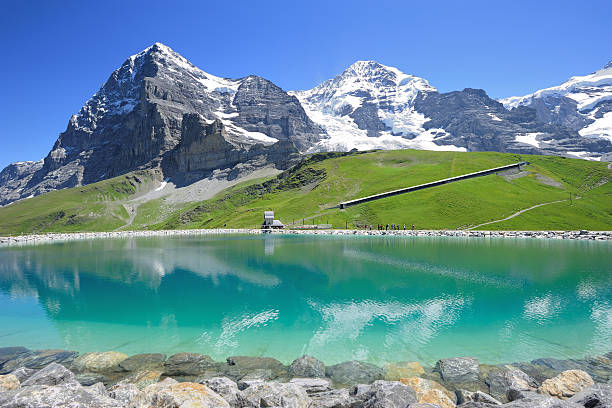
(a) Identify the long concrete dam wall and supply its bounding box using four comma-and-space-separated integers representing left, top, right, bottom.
338, 161, 530, 209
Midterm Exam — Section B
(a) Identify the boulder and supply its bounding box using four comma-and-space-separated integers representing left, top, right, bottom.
130, 381, 230, 408
434, 358, 479, 383
485, 365, 537, 402
351, 383, 373, 401
238, 382, 311, 408
399, 377, 455, 408
85, 382, 108, 397
455, 389, 501, 405
288, 355, 326, 378
529, 357, 612, 383
384, 362, 425, 381
568, 383, 612, 408
309, 388, 352, 408
108, 383, 140, 404
163, 352, 219, 377
363, 380, 418, 408
226, 356, 288, 381
502, 393, 584, 407
4, 382, 122, 408
0, 347, 29, 372
198, 376, 240, 407
21, 362, 77, 387
1, 349, 78, 373
289, 377, 333, 394
537, 369, 594, 399
116, 370, 162, 389
9, 367, 36, 383
76, 372, 108, 386
237, 369, 274, 390
72, 351, 128, 373
326, 361, 383, 386
0, 374, 20, 391
409, 404, 443, 408
116, 353, 166, 372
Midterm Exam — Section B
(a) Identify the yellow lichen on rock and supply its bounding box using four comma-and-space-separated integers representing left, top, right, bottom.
400, 376, 456, 408
0, 374, 20, 391
383, 361, 425, 380
537, 369, 594, 399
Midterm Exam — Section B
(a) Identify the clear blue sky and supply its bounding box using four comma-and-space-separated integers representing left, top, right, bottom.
1, 0, 610, 169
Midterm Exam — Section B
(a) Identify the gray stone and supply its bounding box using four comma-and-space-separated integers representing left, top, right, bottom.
530, 357, 612, 384
289, 355, 326, 378
434, 357, 479, 383
568, 383, 612, 408
76, 372, 108, 386
163, 352, 218, 377
409, 404, 443, 408
238, 369, 275, 390
289, 377, 333, 394
8, 367, 36, 383
0, 347, 29, 370
485, 365, 537, 402
21, 362, 77, 387
85, 382, 108, 397
455, 389, 501, 405
226, 356, 288, 382
116, 353, 166, 372
238, 382, 311, 408
363, 380, 418, 408
351, 384, 372, 398
326, 361, 383, 386
108, 383, 140, 404
0, 349, 78, 374
502, 393, 584, 407
198, 376, 240, 407
3, 382, 122, 408
309, 388, 352, 408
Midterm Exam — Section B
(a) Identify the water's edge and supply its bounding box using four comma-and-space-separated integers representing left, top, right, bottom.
1, 227, 611, 247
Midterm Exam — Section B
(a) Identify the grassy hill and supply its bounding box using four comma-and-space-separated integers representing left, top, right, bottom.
0, 149, 610, 235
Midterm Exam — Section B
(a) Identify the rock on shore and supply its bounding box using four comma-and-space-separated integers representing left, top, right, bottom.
0, 348, 611, 407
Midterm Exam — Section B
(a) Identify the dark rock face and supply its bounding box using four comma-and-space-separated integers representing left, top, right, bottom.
0, 161, 43, 206
434, 357, 480, 383
0, 43, 321, 206
413, 88, 612, 156
350, 101, 389, 137
232, 76, 322, 151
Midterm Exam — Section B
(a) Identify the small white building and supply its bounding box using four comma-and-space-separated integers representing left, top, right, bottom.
262, 211, 284, 229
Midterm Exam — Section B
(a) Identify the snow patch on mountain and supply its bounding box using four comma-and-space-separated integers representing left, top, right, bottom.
501, 63, 612, 112
501, 61, 612, 144
292, 60, 465, 152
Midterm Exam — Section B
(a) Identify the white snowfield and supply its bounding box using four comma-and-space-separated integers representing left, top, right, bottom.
291, 60, 465, 153
501, 62, 612, 143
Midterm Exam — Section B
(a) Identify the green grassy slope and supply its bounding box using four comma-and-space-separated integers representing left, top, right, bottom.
150, 150, 612, 231
0, 149, 610, 235
0, 171, 157, 235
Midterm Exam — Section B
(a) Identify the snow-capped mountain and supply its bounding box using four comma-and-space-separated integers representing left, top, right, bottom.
297, 61, 612, 159
291, 61, 465, 152
1, 48, 611, 207
0, 43, 320, 205
501, 61, 612, 155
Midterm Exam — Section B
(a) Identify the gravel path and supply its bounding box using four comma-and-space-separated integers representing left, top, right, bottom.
464, 199, 571, 231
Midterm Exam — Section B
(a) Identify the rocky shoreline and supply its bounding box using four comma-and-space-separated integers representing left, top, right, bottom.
1, 228, 611, 246
0, 347, 611, 407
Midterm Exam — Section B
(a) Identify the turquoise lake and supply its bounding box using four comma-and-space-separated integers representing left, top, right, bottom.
0, 234, 610, 366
